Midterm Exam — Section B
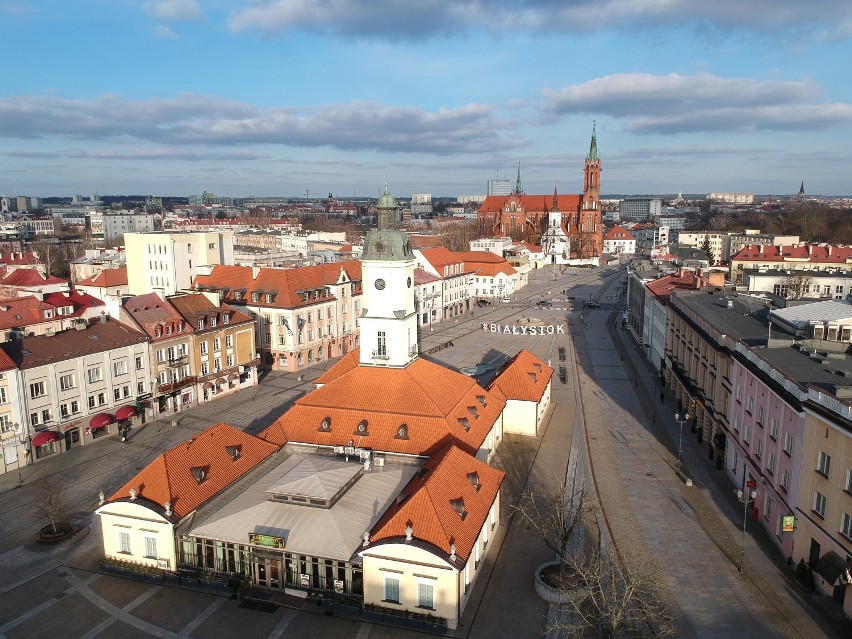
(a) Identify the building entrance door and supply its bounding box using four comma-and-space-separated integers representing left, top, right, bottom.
254, 556, 284, 589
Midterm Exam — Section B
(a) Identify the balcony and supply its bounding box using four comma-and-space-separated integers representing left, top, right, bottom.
157, 376, 197, 394
372, 349, 390, 361
408, 345, 418, 357
167, 354, 188, 367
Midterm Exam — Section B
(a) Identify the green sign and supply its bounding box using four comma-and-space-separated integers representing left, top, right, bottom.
782, 515, 795, 533
249, 533, 285, 549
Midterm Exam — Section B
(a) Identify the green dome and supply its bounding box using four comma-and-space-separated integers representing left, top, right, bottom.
361, 229, 413, 261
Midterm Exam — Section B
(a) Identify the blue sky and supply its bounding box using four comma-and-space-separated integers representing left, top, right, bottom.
2, 0, 852, 198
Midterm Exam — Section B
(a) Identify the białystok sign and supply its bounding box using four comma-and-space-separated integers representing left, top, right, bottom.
482, 322, 566, 335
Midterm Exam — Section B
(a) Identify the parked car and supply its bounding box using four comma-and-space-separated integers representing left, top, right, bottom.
477, 299, 492, 307
583, 302, 600, 309
501, 298, 511, 303
567, 296, 576, 301
536, 300, 553, 308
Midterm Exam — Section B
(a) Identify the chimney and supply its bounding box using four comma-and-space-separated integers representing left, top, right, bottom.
828, 245, 833, 256
759, 245, 764, 255
808, 244, 813, 256
251, 266, 260, 279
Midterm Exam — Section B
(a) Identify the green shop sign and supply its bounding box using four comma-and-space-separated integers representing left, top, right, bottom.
249, 533, 286, 548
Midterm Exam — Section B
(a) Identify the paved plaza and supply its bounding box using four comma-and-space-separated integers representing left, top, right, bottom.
0, 265, 843, 638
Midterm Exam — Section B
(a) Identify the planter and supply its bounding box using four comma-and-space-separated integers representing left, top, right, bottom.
334, 603, 360, 617
404, 616, 425, 630
145, 572, 165, 584
37, 523, 74, 545
363, 609, 383, 623
425, 621, 448, 635
534, 560, 588, 605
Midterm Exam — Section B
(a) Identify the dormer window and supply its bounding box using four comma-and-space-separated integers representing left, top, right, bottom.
355, 420, 369, 435
234, 291, 242, 301
223, 314, 230, 325
197, 319, 204, 330
533, 363, 542, 372
318, 417, 332, 432
189, 466, 208, 484
476, 395, 487, 408
219, 290, 225, 300
396, 424, 409, 440
225, 445, 241, 461
467, 471, 481, 491
303, 293, 309, 302
467, 406, 478, 419
165, 325, 172, 335
252, 292, 259, 303
210, 316, 217, 328
154, 326, 162, 338
449, 498, 467, 520
458, 417, 469, 431
265, 293, 272, 303
528, 372, 538, 383
177, 323, 183, 333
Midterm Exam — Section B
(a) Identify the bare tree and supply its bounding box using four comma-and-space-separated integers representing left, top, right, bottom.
550, 546, 676, 639
785, 274, 812, 300
513, 476, 595, 564
32, 474, 70, 534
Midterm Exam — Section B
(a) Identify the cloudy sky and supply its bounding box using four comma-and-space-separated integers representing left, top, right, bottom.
3, 0, 852, 198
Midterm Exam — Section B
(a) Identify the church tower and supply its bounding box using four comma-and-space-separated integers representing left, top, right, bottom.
358, 181, 418, 368
583, 122, 601, 213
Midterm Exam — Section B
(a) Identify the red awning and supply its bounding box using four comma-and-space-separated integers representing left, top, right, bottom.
216, 378, 227, 386
114, 405, 138, 420
228, 373, 239, 381
32, 431, 61, 447
89, 413, 115, 429
202, 382, 214, 390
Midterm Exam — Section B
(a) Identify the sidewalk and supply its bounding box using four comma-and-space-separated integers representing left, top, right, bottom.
585, 310, 838, 638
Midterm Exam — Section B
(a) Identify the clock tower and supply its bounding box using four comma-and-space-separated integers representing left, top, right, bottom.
358, 181, 418, 368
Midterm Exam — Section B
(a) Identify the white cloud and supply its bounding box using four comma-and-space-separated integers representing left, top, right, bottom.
226, 0, 852, 40
539, 72, 852, 133
143, 0, 202, 22
153, 25, 179, 39
0, 93, 515, 154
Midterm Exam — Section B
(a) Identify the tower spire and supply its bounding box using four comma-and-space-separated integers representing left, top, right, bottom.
587, 121, 599, 161
514, 161, 523, 195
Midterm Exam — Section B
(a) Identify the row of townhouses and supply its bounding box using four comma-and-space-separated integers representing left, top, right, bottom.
627, 265, 852, 616
0, 292, 258, 475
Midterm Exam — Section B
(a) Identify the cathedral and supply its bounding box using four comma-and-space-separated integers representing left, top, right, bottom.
477, 125, 603, 262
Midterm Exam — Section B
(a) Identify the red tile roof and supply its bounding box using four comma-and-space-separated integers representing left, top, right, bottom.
0, 318, 147, 369
193, 262, 363, 310
478, 194, 582, 214
0, 252, 42, 266
487, 349, 552, 402
262, 351, 506, 457
413, 268, 441, 285
645, 270, 699, 303
369, 443, 505, 562
108, 422, 280, 518
466, 261, 516, 277
168, 293, 254, 327
123, 293, 194, 340
0, 292, 103, 330
417, 247, 464, 270
76, 267, 128, 288
604, 226, 635, 241
457, 251, 505, 264
0, 269, 66, 287
0, 347, 16, 372
731, 243, 852, 263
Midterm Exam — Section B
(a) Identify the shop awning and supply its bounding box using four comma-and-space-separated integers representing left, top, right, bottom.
202, 382, 214, 390
814, 551, 848, 586
114, 405, 138, 421
32, 431, 61, 447
89, 413, 115, 430
216, 377, 227, 386
228, 373, 239, 381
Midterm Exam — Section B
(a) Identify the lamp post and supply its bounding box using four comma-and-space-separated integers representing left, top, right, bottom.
14, 422, 28, 487
736, 486, 758, 572
674, 412, 690, 466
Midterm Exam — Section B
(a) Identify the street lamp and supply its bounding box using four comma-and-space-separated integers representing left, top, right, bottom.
14, 422, 28, 487
736, 486, 758, 572
674, 413, 690, 466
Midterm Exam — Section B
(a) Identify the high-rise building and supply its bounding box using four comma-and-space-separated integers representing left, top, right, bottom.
487, 177, 511, 196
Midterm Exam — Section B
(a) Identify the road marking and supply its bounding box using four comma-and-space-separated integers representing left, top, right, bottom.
267, 608, 297, 639
179, 594, 228, 636
0, 573, 100, 637
355, 622, 373, 638
78, 584, 162, 639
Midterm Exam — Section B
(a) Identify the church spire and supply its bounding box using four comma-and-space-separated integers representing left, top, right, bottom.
552, 184, 559, 210
514, 161, 523, 195
587, 121, 599, 162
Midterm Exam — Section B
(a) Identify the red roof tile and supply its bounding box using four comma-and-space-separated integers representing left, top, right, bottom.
645, 270, 699, 303
369, 444, 505, 562
194, 262, 363, 310
731, 243, 852, 263
478, 194, 582, 214
487, 349, 552, 402
108, 422, 279, 518
76, 267, 128, 288
0, 269, 66, 287
262, 351, 505, 457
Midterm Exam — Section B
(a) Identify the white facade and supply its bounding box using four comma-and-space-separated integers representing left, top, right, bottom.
678, 232, 725, 264
619, 197, 662, 221
103, 212, 158, 242
469, 237, 512, 256
125, 231, 235, 296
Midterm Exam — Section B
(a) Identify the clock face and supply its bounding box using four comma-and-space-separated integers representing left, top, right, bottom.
374, 278, 386, 290
407, 276, 412, 288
